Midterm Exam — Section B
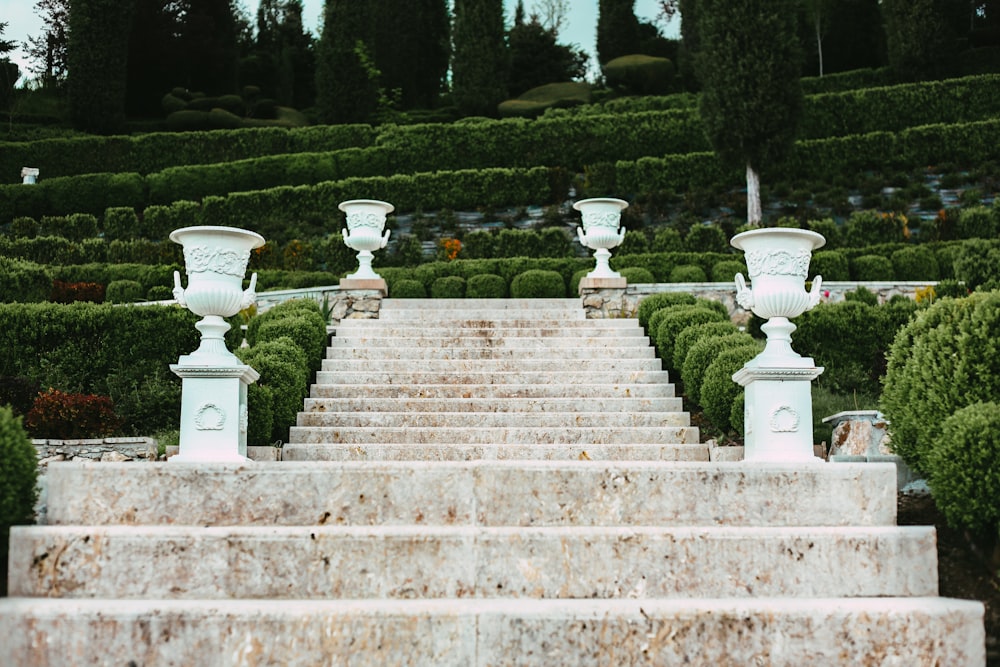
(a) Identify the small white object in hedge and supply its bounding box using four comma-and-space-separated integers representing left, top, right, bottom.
340, 199, 394, 281
169, 225, 264, 463
21, 167, 39, 184
573, 197, 628, 280
731, 228, 826, 464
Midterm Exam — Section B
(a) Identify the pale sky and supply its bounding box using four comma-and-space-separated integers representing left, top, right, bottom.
1, 0, 679, 85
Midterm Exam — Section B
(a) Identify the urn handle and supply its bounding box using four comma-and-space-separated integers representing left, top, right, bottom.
735, 273, 754, 310
380, 229, 391, 249
808, 275, 824, 310
576, 226, 588, 248
241, 272, 258, 310
172, 270, 187, 307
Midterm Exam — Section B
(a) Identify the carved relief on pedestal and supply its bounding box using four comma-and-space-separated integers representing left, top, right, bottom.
769, 405, 800, 433
194, 403, 226, 431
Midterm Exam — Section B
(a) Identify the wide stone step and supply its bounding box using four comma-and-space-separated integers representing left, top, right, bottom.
319, 358, 662, 373
295, 410, 689, 429
51, 460, 900, 528
287, 425, 699, 445
301, 397, 684, 413
9, 525, 937, 600
328, 336, 652, 349
309, 383, 677, 399
313, 370, 673, 385
324, 346, 656, 360
1, 597, 983, 667
381, 298, 584, 312
335, 319, 640, 331
334, 327, 646, 339
281, 443, 712, 462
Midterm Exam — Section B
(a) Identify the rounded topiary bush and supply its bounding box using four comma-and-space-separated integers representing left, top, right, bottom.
105, 279, 145, 304
618, 267, 656, 284
0, 405, 38, 596
255, 312, 328, 373
850, 254, 894, 281
391, 279, 427, 298
953, 239, 1000, 291
957, 205, 999, 240
669, 264, 708, 283
431, 276, 466, 299
809, 250, 849, 281
569, 269, 590, 294
0, 257, 51, 303
603, 54, 674, 95
672, 320, 740, 372
245, 384, 275, 447
146, 285, 174, 301
237, 337, 309, 444
653, 305, 728, 372
710, 260, 746, 283
700, 344, 763, 433
637, 292, 697, 332
652, 227, 684, 253
466, 273, 507, 298
681, 332, 757, 405
684, 225, 728, 253
891, 246, 940, 281
924, 401, 1000, 536
510, 269, 565, 298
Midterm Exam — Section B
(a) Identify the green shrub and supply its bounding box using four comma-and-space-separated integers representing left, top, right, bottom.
603, 54, 674, 95
807, 218, 840, 248
653, 305, 728, 372
957, 205, 998, 240
466, 273, 507, 298
105, 279, 145, 304
255, 313, 328, 373
462, 231, 496, 259
618, 230, 650, 256
618, 267, 655, 284
0, 257, 51, 303
236, 337, 309, 444
681, 332, 757, 405
569, 269, 590, 294
510, 269, 566, 298
924, 402, 1000, 536
636, 292, 697, 331
952, 239, 1000, 291
891, 246, 940, 281
843, 286, 878, 306
684, 224, 728, 253
672, 320, 740, 373
881, 291, 1000, 475
245, 383, 275, 447
809, 250, 849, 281
669, 264, 708, 283
710, 260, 746, 283
700, 344, 763, 433
0, 405, 38, 596
103, 206, 140, 241
391, 279, 427, 298
10, 217, 39, 239
146, 285, 174, 301
850, 254, 894, 281
24, 388, 122, 439
843, 210, 909, 247
652, 227, 684, 252
431, 276, 466, 299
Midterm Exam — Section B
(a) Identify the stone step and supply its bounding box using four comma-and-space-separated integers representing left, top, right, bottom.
335, 319, 640, 331
9, 525, 937, 600
313, 370, 673, 385
309, 383, 677, 399
324, 346, 656, 360
1, 597, 983, 666
301, 397, 684, 413
382, 298, 584, 311
328, 335, 652, 348
319, 358, 662, 373
295, 411, 690, 429
50, 460, 896, 527
281, 443, 712, 462
335, 326, 646, 338
287, 425, 700, 445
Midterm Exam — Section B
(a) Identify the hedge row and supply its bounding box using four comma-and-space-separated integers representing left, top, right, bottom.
0, 124, 376, 180
615, 117, 1000, 197
0, 303, 199, 435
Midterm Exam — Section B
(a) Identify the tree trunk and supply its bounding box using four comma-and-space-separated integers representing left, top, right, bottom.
814, 14, 824, 77
746, 162, 762, 227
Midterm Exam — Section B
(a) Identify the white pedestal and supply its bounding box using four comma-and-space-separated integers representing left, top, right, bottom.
169, 364, 260, 463
733, 362, 824, 463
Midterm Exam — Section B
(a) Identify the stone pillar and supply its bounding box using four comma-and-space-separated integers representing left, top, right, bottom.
21, 167, 39, 184
734, 363, 824, 463
579, 283, 627, 319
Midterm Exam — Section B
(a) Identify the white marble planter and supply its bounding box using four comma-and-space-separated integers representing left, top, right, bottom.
731, 228, 826, 463
340, 199, 393, 281
573, 198, 628, 280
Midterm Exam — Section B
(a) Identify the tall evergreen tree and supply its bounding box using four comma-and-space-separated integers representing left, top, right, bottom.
24, 0, 70, 88
0, 22, 19, 112
677, 0, 700, 90
179, 0, 241, 93
67, 0, 137, 134
452, 0, 508, 116
372, 0, 449, 110
882, 0, 963, 80
597, 0, 642, 65
696, 0, 803, 226
126, 0, 185, 116
507, 3, 587, 96
315, 0, 378, 123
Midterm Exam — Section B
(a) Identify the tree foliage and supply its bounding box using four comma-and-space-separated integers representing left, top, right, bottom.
597, 0, 642, 65
245, 0, 315, 108
882, 0, 963, 80
372, 0, 450, 110
507, 3, 588, 96
315, 0, 378, 123
452, 0, 508, 116
23, 0, 70, 87
67, 0, 137, 134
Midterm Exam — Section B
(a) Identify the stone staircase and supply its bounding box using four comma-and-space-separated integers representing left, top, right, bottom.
0, 298, 985, 665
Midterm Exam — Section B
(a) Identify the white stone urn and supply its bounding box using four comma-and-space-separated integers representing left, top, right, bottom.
573, 198, 628, 279
732, 228, 825, 366
340, 199, 394, 280
170, 225, 264, 365
731, 227, 826, 463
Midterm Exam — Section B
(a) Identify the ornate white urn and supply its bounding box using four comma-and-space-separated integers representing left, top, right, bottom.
730, 228, 826, 463
573, 198, 628, 279
169, 225, 264, 463
340, 199, 393, 281
170, 226, 264, 365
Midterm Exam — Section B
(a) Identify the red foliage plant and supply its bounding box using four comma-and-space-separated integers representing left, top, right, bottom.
50, 280, 106, 304
25, 388, 122, 440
